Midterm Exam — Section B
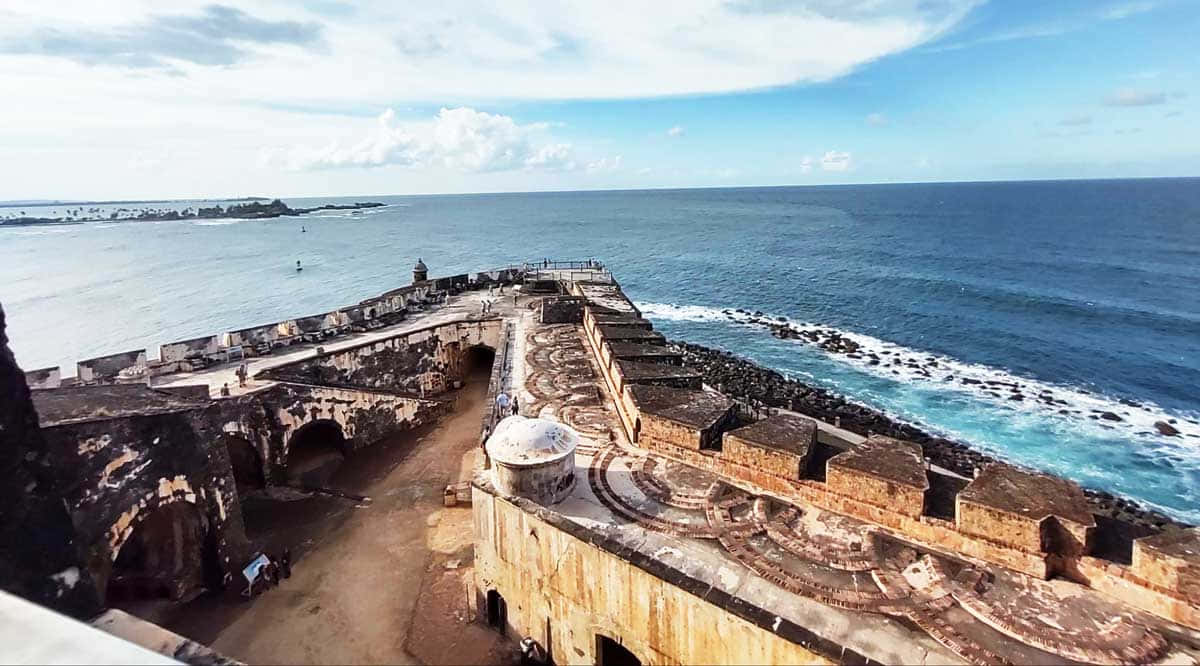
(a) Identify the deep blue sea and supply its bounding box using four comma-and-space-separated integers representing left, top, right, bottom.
2, 179, 1198, 521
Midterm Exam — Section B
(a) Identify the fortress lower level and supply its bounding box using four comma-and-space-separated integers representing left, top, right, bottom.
1, 260, 1198, 665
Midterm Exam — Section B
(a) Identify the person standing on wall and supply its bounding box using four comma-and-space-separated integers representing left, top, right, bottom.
495, 391, 510, 419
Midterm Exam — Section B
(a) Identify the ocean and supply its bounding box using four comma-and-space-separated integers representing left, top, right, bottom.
2, 179, 1198, 521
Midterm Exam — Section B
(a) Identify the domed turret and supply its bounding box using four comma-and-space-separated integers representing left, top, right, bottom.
412, 257, 428, 283
485, 415, 578, 504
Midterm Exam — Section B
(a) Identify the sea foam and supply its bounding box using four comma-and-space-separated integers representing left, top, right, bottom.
635, 300, 1200, 446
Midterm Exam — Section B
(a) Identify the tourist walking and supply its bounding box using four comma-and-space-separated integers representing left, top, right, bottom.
495, 391, 510, 418
511, 396, 519, 416
281, 548, 292, 579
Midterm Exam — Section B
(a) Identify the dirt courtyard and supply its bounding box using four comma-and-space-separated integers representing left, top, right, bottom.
141, 362, 516, 665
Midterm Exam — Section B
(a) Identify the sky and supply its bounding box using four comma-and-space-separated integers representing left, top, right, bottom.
0, 0, 1196, 199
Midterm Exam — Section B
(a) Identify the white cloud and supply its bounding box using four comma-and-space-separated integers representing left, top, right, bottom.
1100, 2, 1157, 20
798, 156, 813, 173
585, 155, 623, 173
821, 150, 851, 171
288, 106, 585, 172
666, 125, 685, 137
1104, 89, 1167, 106
0, 0, 981, 101
866, 112, 887, 126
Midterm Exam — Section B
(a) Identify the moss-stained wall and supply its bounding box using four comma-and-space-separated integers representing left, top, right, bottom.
472, 488, 832, 665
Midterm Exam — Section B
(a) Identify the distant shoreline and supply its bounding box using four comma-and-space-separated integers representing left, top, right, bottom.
0, 196, 270, 209
0, 200, 385, 228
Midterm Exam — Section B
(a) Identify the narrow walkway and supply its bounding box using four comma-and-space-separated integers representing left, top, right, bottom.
154, 363, 513, 665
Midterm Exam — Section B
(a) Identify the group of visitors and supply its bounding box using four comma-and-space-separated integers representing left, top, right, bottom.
249, 549, 292, 598
495, 391, 520, 418
220, 363, 252, 397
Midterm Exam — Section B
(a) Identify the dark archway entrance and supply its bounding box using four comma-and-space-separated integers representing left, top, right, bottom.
222, 433, 264, 494
464, 345, 496, 376
106, 501, 213, 604
286, 419, 346, 487
596, 635, 641, 666
486, 589, 507, 636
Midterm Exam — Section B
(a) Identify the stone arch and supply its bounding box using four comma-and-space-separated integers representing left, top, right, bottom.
220, 432, 265, 493
284, 419, 347, 487
596, 634, 641, 666
100, 496, 216, 605
463, 343, 496, 376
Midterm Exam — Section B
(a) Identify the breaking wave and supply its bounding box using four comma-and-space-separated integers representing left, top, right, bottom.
635, 300, 1200, 447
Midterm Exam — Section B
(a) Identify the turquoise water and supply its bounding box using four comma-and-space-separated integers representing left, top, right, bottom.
2, 180, 1198, 520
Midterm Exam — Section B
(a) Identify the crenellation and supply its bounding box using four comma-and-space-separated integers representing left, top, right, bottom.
3, 259, 1197, 664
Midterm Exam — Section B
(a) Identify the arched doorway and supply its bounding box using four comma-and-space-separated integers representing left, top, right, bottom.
286, 419, 346, 487
105, 501, 213, 605
486, 589, 507, 636
596, 635, 641, 666
221, 433, 264, 494
464, 345, 496, 375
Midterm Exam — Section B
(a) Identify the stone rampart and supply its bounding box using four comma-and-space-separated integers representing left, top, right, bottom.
258, 319, 502, 396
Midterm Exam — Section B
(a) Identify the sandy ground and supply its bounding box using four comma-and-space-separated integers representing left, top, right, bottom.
144, 362, 516, 665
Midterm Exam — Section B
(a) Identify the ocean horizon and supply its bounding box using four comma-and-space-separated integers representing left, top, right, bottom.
2, 177, 1198, 522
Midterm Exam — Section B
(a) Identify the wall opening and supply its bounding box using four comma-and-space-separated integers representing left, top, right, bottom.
464, 344, 496, 381
222, 433, 265, 494
105, 501, 213, 605
286, 419, 347, 487
486, 589, 507, 636
595, 635, 641, 666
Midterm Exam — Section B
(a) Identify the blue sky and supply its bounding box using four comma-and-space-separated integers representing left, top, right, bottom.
0, 0, 1195, 198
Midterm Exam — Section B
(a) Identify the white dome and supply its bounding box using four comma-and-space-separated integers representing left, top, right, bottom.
486, 415, 579, 466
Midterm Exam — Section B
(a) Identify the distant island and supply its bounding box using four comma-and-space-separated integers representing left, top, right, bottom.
0, 199, 385, 227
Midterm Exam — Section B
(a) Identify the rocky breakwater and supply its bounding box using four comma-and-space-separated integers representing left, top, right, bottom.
671, 340, 1186, 532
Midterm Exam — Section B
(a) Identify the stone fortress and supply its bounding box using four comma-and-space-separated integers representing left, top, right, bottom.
0, 259, 1198, 664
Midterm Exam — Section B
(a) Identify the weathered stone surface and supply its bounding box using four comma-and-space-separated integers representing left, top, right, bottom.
1133, 527, 1200, 602
722, 414, 816, 480
0, 302, 99, 617
826, 435, 929, 518
614, 359, 701, 391
958, 462, 1095, 556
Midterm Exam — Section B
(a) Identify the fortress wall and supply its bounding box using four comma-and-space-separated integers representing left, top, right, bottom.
38, 408, 251, 603
722, 433, 807, 480
24, 366, 61, 389
256, 382, 449, 466
826, 466, 925, 519
1132, 536, 1200, 601
1073, 556, 1200, 629
77, 350, 147, 384
258, 319, 502, 396
956, 501, 1046, 554
539, 296, 585, 324
472, 488, 833, 666
159, 336, 222, 364
65, 274, 472, 382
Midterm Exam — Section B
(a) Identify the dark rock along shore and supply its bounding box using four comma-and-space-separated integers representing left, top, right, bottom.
670, 340, 1187, 532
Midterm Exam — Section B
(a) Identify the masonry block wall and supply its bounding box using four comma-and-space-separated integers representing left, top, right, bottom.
956, 501, 1049, 554
1132, 530, 1200, 603
260, 319, 502, 396
722, 435, 808, 480
472, 488, 831, 665
38, 409, 251, 604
